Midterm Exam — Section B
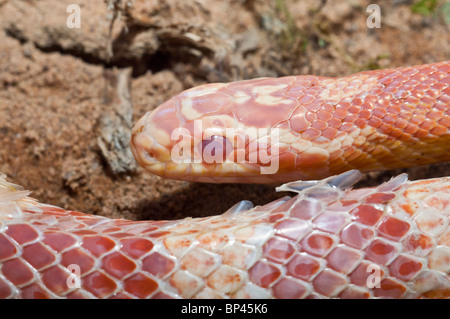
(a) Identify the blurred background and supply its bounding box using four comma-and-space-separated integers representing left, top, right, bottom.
0, 0, 449, 220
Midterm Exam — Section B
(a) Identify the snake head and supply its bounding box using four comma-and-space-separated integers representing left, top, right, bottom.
131, 80, 297, 183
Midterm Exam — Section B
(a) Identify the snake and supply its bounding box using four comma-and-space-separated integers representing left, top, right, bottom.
0, 61, 449, 299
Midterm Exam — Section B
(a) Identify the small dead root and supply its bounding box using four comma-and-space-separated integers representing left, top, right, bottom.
105, 0, 133, 62
97, 67, 137, 175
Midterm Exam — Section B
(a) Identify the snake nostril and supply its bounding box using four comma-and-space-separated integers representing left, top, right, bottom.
142, 150, 155, 161
199, 135, 233, 163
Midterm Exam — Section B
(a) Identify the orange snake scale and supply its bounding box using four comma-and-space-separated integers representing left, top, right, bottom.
0, 61, 449, 299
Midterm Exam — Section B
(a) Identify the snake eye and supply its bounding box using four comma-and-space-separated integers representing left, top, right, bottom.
199, 135, 233, 163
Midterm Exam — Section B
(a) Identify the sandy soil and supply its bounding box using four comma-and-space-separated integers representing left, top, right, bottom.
0, 0, 449, 221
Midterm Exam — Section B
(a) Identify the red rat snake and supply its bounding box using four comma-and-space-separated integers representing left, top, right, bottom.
0, 61, 449, 298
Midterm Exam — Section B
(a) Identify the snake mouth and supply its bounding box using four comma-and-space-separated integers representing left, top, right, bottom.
130, 137, 170, 176
130, 112, 170, 175
130, 131, 158, 166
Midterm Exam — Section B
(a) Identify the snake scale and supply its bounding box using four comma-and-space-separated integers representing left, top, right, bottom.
0, 61, 449, 299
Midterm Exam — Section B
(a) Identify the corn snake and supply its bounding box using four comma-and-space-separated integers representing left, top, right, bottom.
0, 61, 449, 298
